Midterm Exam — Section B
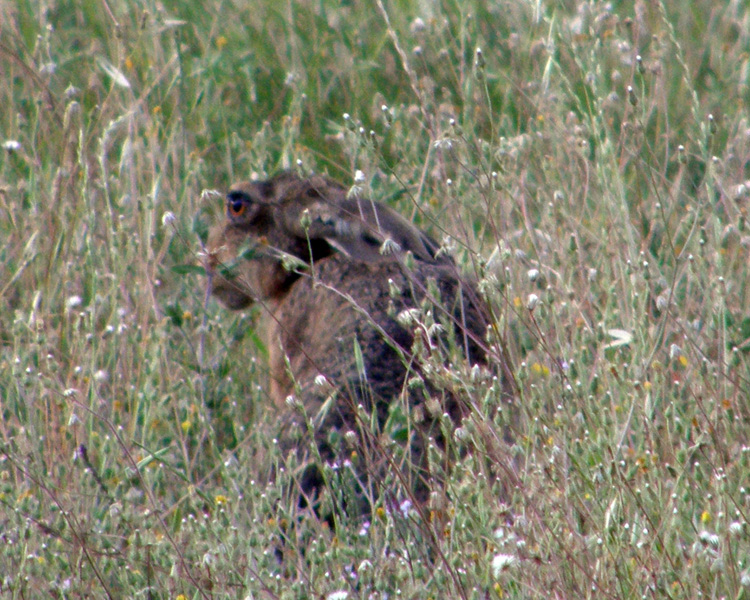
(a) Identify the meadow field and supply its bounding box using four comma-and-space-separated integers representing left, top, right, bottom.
2, 0, 750, 597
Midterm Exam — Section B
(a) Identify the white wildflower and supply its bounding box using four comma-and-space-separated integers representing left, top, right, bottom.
432, 137, 454, 150
161, 211, 176, 227
699, 530, 720, 547
526, 293, 540, 311
380, 238, 401, 256
396, 308, 421, 327
313, 374, 331, 389
285, 395, 303, 410
410, 17, 426, 33
492, 553, 518, 577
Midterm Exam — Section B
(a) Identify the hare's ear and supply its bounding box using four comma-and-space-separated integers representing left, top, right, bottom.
285, 197, 448, 264
306, 206, 390, 263
334, 197, 448, 264
278, 174, 448, 264
277, 199, 382, 262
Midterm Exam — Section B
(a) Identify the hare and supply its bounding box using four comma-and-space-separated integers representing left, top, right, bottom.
206, 171, 511, 512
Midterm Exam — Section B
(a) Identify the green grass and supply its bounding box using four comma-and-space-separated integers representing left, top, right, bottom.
2, 0, 750, 597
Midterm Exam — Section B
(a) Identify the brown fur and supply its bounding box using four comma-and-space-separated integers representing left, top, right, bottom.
206, 171, 508, 510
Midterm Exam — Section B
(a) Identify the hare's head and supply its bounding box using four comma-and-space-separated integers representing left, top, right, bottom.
207, 171, 449, 310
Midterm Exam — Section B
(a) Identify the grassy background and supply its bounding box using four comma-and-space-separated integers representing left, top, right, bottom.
2, 0, 750, 597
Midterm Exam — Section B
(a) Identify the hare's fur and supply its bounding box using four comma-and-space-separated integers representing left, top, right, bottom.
207, 172, 506, 507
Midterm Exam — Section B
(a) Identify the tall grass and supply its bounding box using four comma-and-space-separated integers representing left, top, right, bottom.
1, 0, 749, 597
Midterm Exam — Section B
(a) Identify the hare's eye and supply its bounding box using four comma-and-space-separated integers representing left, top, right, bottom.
227, 190, 252, 218
228, 200, 247, 217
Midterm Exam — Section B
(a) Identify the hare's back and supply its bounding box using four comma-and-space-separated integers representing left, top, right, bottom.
268, 254, 487, 410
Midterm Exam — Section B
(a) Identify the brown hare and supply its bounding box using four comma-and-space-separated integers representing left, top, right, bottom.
206, 171, 509, 514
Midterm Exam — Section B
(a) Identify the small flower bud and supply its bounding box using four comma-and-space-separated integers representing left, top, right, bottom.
527, 293, 540, 311
299, 208, 312, 230
627, 86, 637, 106
161, 211, 176, 227
475, 47, 485, 69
